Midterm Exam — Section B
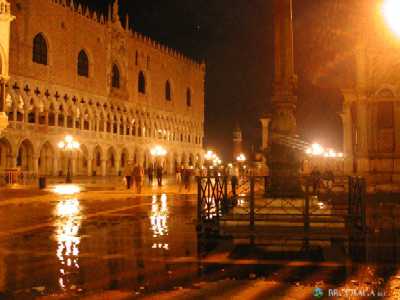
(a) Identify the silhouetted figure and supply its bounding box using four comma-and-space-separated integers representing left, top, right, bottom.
148, 164, 154, 185
133, 164, 144, 194
124, 163, 133, 189
156, 164, 163, 187
310, 168, 321, 194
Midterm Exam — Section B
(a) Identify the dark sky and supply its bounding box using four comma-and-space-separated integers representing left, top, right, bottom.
79, 0, 366, 160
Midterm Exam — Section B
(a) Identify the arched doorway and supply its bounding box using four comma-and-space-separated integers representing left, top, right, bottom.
76, 145, 89, 176
39, 142, 54, 176
17, 139, 34, 172
106, 147, 116, 176
92, 146, 102, 176
0, 138, 12, 171
120, 148, 129, 174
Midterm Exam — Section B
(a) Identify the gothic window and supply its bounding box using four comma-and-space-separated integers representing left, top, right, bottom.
377, 102, 395, 153
77, 50, 89, 77
33, 33, 48, 65
186, 88, 192, 107
112, 64, 120, 88
165, 80, 171, 101
138, 71, 146, 94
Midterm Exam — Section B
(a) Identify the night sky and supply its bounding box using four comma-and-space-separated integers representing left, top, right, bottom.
79, 0, 368, 160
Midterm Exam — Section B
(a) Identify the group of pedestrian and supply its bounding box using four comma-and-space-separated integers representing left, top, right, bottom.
124, 163, 144, 193
147, 164, 164, 187
175, 165, 194, 191
310, 167, 335, 194
124, 162, 166, 193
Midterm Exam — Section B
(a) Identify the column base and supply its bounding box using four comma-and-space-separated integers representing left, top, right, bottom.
267, 142, 303, 198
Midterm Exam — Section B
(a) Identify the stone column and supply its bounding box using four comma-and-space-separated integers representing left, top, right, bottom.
259, 117, 271, 150
394, 103, 400, 174
0, 79, 8, 134
101, 160, 107, 177
356, 100, 369, 173
115, 152, 121, 176
340, 103, 354, 174
87, 153, 93, 177
53, 155, 59, 177
33, 155, 39, 177
267, 0, 301, 197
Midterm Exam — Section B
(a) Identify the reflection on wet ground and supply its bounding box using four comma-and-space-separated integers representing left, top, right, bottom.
0, 186, 400, 299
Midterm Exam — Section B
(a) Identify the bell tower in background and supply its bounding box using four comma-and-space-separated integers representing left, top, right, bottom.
0, 0, 14, 135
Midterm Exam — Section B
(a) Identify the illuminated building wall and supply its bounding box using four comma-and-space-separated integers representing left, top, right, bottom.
0, 0, 204, 177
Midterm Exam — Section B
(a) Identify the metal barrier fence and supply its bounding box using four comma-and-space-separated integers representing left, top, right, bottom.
0, 170, 37, 186
197, 175, 367, 238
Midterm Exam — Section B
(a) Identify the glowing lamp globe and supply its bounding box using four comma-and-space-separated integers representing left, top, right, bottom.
383, 0, 400, 37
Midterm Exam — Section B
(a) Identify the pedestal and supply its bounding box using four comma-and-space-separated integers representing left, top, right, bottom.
267, 142, 303, 197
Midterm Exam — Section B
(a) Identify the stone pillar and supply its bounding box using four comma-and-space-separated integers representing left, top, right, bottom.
115, 152, 121, 176
260, 117, 271, 150
340, 103, 354, 174
394, 103, 400, 175
0, 80, 8, 135
87, 153, 93, 176
356, 100, 369, 173
101, 160, 106, 177
267, 0, 301, 197
44, 111, 49, 126
53, 155, 59, 176
34, 108, 39, 124
33, 155, 39, 176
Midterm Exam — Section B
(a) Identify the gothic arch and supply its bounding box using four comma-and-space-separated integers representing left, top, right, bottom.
16, 139, 35, 171
92, 145, 103, 176
106, 146, 117, 176
39, 141, 55, 176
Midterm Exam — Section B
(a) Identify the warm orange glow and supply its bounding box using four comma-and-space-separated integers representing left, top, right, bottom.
383, 0, 400, 37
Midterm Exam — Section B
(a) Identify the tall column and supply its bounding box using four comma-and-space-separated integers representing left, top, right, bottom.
356, 100, 369, 173
340, 103, 354, 174
33, 155, 39, 176
267, 0, 301, 197
101, 159, 107, 177
87, 153, 93, 176
0, 79, 8, 134
260, 118, 271, 151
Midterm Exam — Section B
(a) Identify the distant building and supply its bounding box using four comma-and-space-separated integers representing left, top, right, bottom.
232, 123, 243, 160
0, 0, 205, 177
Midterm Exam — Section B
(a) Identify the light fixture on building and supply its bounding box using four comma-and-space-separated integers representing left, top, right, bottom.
58, 135, 80, 183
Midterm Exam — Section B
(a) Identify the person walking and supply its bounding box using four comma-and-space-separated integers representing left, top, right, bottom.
124, 162, 133, 189
148, 164, 154, 185
133, 164, 144, 194
183, 167, 191, 191
156, 164, 163, 187
310, 167, 321, 195
175, 164, 182, 185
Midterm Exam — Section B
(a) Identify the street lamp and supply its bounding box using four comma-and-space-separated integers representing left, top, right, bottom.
204, 150, 216, 175
236, 153, 246, 175
150, 145, 167, 187
150, 145, 167, 158
382, 0, 400, 37
58, 135, 80, 183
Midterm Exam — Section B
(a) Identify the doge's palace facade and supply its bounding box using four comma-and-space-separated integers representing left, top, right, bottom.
0, 0, 205, 177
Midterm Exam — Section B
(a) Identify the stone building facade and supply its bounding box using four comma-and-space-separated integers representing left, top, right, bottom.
341, 32, 400, 185
0, 0, 205, 178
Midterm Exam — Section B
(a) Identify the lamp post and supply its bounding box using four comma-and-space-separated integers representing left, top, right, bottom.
150, 145, 167, 163
150, 145, 167, 186
58, 135, 80, 183
236, 153, 246, 176
204, 150, 216, 176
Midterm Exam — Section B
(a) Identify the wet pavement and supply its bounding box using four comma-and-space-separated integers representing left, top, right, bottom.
1, 182, 400, 299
